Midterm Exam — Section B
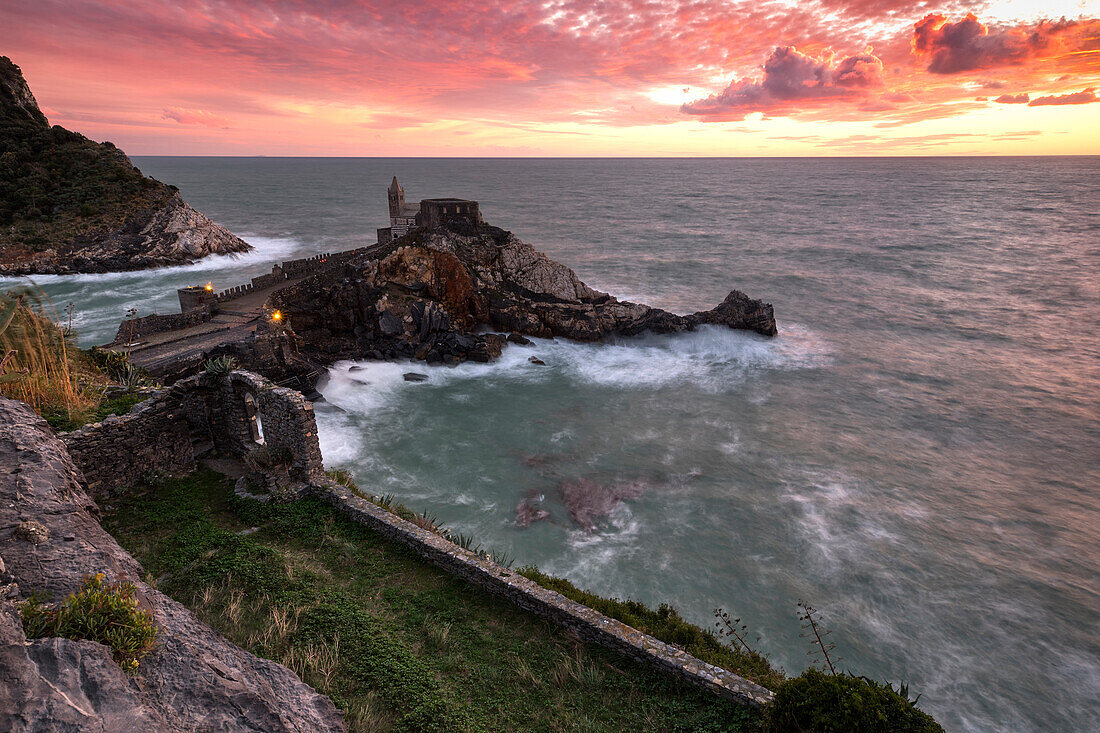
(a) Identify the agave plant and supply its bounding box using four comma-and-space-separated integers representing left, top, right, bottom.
202, 355, 238, 375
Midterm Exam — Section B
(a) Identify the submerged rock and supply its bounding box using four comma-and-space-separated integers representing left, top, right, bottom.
403, 372, 429, 382
515, 499, 551, 528
559, 479, 647, 531
528, 356, 546, 365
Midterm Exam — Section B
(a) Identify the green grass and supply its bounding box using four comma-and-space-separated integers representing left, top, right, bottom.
101, 468, 764, 733
45, 392, 147, 432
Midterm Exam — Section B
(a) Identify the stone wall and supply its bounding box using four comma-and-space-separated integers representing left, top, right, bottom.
115, 307, 215, 343
110, 249, 371, 345
61, 370, 323, 496
61, 387, 196, 495
59, 368, 772, 709
310, 478, 775, 709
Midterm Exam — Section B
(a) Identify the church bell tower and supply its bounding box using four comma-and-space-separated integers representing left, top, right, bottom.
387, 176, 405, 218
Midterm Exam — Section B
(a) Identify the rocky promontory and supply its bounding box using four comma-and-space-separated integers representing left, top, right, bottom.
0, 398, 345, 732
267, 220, 777, 368
0, 56, 251, 275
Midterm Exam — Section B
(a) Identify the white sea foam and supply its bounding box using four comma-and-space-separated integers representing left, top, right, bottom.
0, 236, 306, 287
316, 322, 827, 410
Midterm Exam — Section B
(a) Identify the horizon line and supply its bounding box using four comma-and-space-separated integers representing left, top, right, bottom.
127, 153, 1100, 159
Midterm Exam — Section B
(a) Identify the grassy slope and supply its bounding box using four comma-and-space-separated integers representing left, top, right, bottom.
0, 57, 173, 256
102, 469, 763, 733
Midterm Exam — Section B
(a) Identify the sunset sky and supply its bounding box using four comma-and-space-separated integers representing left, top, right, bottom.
3, 0, 1098, 156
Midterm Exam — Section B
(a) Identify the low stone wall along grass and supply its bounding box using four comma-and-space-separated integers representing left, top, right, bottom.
102, 468, 764, 733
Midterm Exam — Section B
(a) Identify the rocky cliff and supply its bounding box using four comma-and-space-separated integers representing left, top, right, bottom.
268, 221, 776, 368
0, 398, 345, 732
0, 56, 251, 275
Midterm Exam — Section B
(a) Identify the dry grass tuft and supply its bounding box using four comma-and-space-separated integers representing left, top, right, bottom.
0, 287, 100, 423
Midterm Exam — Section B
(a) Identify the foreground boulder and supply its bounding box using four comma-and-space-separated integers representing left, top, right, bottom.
0, 56, 251, 275
0, 398, 345, 732
269, 221, 776, 367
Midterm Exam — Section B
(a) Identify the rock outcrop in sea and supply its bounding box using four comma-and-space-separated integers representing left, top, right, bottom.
0, 56, 251, 275
0, 398, 345, 732
267, 220, 777, 368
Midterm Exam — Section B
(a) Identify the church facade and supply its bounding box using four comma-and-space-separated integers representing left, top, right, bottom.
377, 177, 482, 243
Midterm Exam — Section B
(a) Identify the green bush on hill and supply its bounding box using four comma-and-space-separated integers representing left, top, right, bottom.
0, 56, 173, 253
767, 668, 943, 733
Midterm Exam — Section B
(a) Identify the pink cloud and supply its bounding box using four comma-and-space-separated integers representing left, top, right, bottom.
681, 46, 885, 119
1, 1, 1097, 153
162, 107, 229, 127
1028, 88, 1097, 105
994, 93, 1030, 104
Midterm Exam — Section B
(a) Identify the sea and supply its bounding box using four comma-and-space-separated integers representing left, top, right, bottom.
6, 157, 1097, 732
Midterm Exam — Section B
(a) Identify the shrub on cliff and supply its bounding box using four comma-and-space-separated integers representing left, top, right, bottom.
20, 573, 160, 675
766, 668, 943, 733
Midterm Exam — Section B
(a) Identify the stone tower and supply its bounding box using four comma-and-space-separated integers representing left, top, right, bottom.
387, 176, 405, 218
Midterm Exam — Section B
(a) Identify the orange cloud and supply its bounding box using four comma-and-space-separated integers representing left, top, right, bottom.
912, 14, 1084, 74
1028, 88, 1097, 105
2, 2, 1097, 154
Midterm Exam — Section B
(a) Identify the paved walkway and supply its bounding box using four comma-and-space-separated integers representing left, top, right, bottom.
114, 275, 309, 374
112, 242, 391, 377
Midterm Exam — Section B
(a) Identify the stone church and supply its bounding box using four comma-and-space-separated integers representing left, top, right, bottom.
376, 177, 482, 243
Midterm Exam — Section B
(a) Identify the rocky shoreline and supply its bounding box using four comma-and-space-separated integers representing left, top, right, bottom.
0, 191, 252, 275
0, 56, 251, 275
258, 220, 776, 377
0, 399, 345, 732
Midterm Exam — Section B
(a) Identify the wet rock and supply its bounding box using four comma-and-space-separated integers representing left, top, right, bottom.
265, 221, 775, 375
378, 310, 402, 336
528, 357, 546, 366
403, 372, 429, 382
559, 479, 647, 531
515, 499, 551, 528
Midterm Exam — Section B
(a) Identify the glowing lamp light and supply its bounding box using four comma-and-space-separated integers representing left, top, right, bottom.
204, 282, 213, 292
271, 310, 283, 322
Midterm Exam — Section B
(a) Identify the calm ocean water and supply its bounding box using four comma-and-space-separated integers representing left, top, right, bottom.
7, 157, 1098, 732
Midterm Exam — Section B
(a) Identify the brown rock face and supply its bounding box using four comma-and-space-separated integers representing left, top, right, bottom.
0, 399, 346, 732
1, 193, 252, 275
269, 222, 776, 371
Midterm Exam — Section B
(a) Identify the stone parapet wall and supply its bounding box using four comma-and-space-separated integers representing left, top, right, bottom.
111, 248, 372, 344
62, 370, 324, 496
310, 478, 775, 709
61, 387, 196, 495
59, 366, 771, 710
115, 307, 215, 343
